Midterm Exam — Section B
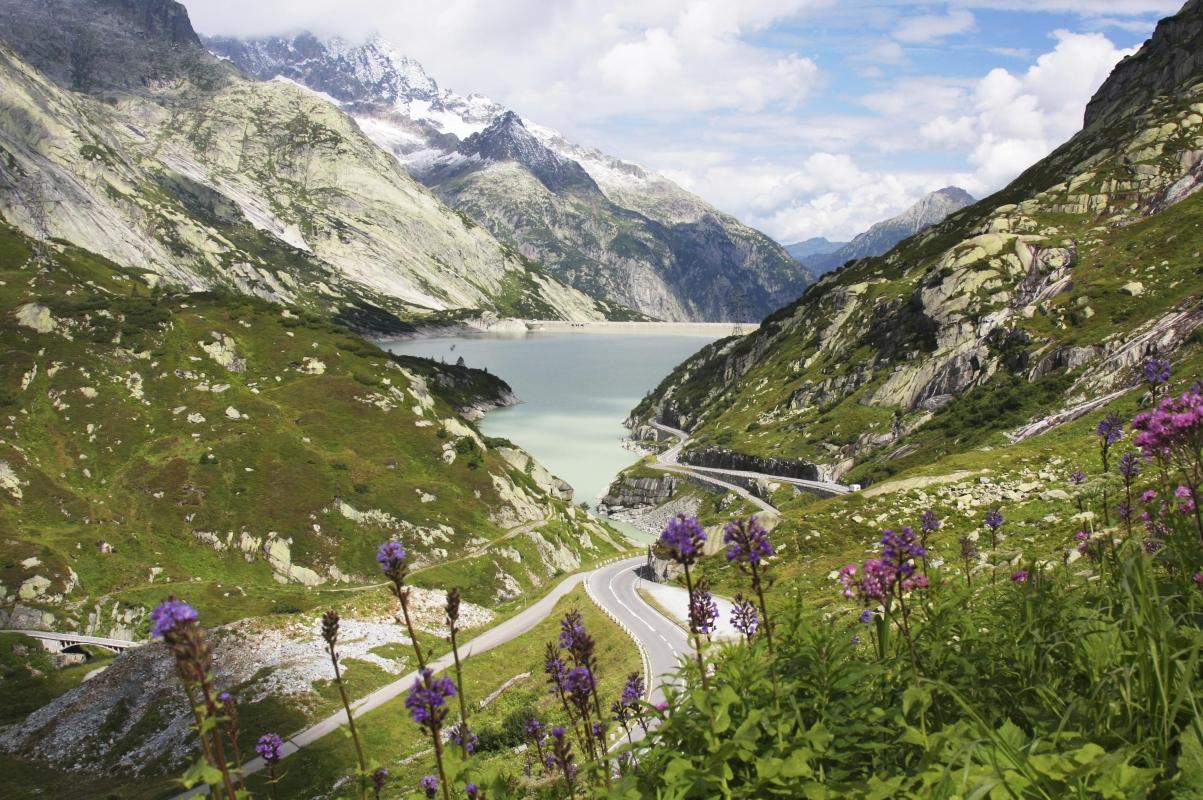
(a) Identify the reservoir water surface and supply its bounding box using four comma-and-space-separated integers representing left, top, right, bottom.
380, 330, 722, 507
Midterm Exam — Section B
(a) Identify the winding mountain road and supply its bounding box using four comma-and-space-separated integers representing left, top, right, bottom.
174, 555, 689, 797
649, 421, 852, 506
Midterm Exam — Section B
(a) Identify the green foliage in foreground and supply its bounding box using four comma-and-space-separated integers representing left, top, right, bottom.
615, 546, 1203, 798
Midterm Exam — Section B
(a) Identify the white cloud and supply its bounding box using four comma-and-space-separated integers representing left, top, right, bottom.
187, 0, 828, 122
920, 30, 1136, 192
636, 27, 1136, 242
182, 0, 1157, 245
894, 9, 976, 43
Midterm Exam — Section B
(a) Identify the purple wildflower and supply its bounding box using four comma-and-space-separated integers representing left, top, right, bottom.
549, 725, 576, 785
1178, 486, 1197, 514
1070, 470, 1087, 485
1194, 573, 1203, 586
149, 597, 198, 639
920, 510, 941, 532
1097, 412, 1124, 446
255, 733, 284, 765
688, 581, 719, 635
1141, 489, 1159, 503
405, 668, 456, 730
448, 721, 478, 755
881, 527, 925, 579
525, 717, 544, 741
723, 517, 774, 565
731, 595, 759, 638
372, 768, 388, 795
1140, 357, 1172, 386
558, 610, 586, 652
420, 775, 439, 799
859, 609, 875, 624
376, 540, 407, 580
465, 784, 480, 799
564, 666, 594, 699
658, 514, 707, 565
1118, 452, 1143, 481
984, 510, 1004, 531
1011, 570, 1029, 583
838, 559, 891, 603
620, 672, 645, 707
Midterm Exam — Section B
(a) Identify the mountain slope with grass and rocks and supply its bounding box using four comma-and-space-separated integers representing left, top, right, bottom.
630, 0, 1203, 489
206, 33, 812, 322
0, 0, 620, 326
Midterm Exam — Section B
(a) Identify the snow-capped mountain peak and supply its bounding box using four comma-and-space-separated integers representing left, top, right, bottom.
207, 31, 811, 321
455, 112, 600, 194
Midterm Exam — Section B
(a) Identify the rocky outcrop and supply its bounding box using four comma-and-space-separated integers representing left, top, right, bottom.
679, 448, 824, 482
1084, 0, 1203, 131
599, 475, 677, 511
0, 0, 219, 93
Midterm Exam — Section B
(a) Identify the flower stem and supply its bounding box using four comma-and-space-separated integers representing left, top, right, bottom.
267, 764, 280, 800
183, 683, 227, 800
198, 680, 240, 800
398, 588, 427, 671
448, 624, 470, 757
329, 647, 368, 800
750, 563, 774, 654
681, 563, 709, 693
431, 723, 451, 800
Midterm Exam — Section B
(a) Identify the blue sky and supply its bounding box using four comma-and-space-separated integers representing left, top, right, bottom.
187, 0, 1180, 242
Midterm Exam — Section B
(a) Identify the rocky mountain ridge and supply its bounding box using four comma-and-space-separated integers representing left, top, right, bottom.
0, 0, 614, 326
801, 187, 975, 274
206, 32, 812, 321
630, 0, 1203, 486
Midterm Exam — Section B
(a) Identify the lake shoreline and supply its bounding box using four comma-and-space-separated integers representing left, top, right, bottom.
380, 317, 755, 341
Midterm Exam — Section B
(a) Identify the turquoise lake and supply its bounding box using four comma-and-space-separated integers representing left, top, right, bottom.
379, 330, 720, 508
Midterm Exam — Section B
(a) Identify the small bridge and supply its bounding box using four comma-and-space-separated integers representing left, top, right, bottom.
648, 421, 854, 499
2, 629, 142, 654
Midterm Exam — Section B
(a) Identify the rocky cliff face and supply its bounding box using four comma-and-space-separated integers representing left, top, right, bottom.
631, 0, 1203, 483
678, 448, 824, 482
1084, 0, 1203, 130
599, 475, 678, 511
0, 0, 214, 92
803, 187, 975, 274
0, 1, 611, 324
206, 33, 811, 322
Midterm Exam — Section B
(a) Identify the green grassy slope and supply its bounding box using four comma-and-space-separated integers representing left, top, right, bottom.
0, 219, 622, 640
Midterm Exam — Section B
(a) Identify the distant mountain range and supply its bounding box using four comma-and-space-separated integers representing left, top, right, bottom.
783, 237, 849, 262
207, 33, 811, 322
788, 187, 975, 275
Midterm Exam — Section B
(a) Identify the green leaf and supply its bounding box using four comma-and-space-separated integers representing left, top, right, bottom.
805, 721, 833, 754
